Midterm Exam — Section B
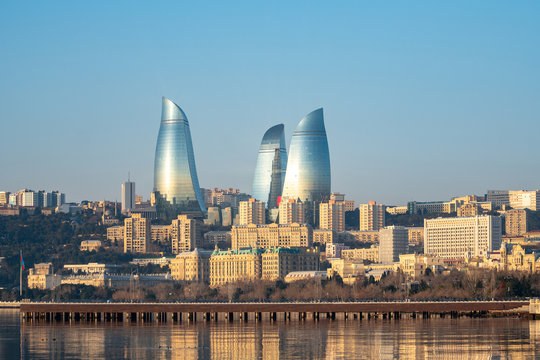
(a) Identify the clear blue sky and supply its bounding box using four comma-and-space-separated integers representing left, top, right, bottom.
1, 1, 539, 205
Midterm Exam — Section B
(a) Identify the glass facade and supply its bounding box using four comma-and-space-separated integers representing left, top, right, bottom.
281, 108, 331, 203
153, 97, 206, 217
251, 124, 287, 209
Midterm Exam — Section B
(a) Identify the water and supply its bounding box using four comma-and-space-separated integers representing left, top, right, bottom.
2, 309, 539, 359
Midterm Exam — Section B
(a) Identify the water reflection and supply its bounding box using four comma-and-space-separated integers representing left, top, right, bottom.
4, 309, 538, 359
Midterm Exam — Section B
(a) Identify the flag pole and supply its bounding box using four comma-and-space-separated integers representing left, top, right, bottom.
20, 251, 22, 298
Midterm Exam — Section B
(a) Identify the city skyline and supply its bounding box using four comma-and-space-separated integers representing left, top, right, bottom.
1, 2, 540, 205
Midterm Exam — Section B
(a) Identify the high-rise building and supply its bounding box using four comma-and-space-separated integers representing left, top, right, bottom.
486, 190, 510, 207
319, 200, 345, 232
205, 207, 221, 226
153, 97, 206, 218
252, 124, 287, 209
221, 207, 233, 226
424, 216, 502, 258
379, 226, 409, 263
359, 201, 385, 231
281, 108, 331, 224
51, 191, 65, 207
171, 215, 202, 254
509, 190, 540, 211
20, 190, 37, 207
37, 190, 52, 208
121, 177, 135, 214
278, 198, 304, 224
0, 191, 10, 205
124, 213, 150, 253
231, 223, 313, 250
330, 193, 355, 212
238, 198, 265, 225
505, 209, 528, 236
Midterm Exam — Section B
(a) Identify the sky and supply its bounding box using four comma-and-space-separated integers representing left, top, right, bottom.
1, 1, 539, 206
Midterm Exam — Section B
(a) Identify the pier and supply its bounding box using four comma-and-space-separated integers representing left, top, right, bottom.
19, 300, 533, 323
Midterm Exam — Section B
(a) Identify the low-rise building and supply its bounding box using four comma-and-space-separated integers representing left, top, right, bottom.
170, 249, 212, 282
209, 248, 263, 286
63, 263, 117, 274
261, 248, 319, 281
27, 263, 62, 290
398, 254, 444, 280
343, 231, 379, 244
327, 259, 364, 284
325, 243, 349, 258
313, 229, 336, 244
341, 245, 380, 263
203, 231, 231, 245
284, 271, 327, 283
151, 225, 171, 244
500, 243, 540, 273
107, 225, 124, 244
80, 240, 102, 252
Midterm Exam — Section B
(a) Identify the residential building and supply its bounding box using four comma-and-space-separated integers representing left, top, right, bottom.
170, 249, 212, 282
424, 215, 502, 259
344, 230, 379, 244
50, 191, 65, 207
326, 243, 349, 258
379, 226, 409, 263
341, 245, 380, 263
330, 193, 355, 212
124, 213, 150, 253
20, 189, 37, 207
359, 202, 385, 231
408, 227, 424, 246
153, 97, 206, 218
171, 215, 202, 254
107, 225, 124, 244
231, 223, 312, 250
509, 190, 540, 211
278, 198, 304, 224
151, 225, 171, 244
238, 198, 265, 225
251, 124, 287, 209
505, 209, 529, 236
319, 200, 345, 232
313, 229, 336, 244
205, 207, 221, 226
203, 231, 231, 245
221, 207, 233, 226
0, 191, 10, 205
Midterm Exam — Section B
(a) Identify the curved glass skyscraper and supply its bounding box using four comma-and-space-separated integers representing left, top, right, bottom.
153, 97, 206, 218
281, 108, 331, 204
251, 124, 288, 209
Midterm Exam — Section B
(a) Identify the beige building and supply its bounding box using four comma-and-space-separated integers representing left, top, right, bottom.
170, 249, 212, 282
231, 223, 312, 250
106, 225, 124, 244
499, 243, 540, 273
386, 206, 408, 215
278, 198, 304, 224
330, 193, 355, 212
359, 202, 385, 231
239, 198, 265, 225
424, 216, 502, 259
27, 263, 62, 290
124, 213, 150, 253
210, 248, 263, 285
80, 240, 102, 252
407, 227, 424, 246
261, 248, 319, 281
327, 259, 364, 284
341, 245, 380, 263
204, 231, 231, 245
209, 247, 319, 285
151, 225, 171, 244
313, 229, 336, 244
509, 190, 540, 211
171, 215, 202, 254
344, 230, 379, 244
457, 203, 480, 217
505, 209, 528, 236
319, 200, 345, 232
398, 254, 444, 280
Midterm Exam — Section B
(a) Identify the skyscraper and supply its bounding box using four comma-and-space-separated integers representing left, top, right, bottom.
121, 175, 135, 214
252, 124, 287, 209
281, 108, 331, 224
153, 97, 206, 219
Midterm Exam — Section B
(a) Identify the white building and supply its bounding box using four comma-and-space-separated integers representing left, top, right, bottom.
424, 215, 502, 259
379, 226, 408, 263
326, 243, 349, 258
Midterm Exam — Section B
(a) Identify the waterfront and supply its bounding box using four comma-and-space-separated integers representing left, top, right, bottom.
2, 309, 539, 359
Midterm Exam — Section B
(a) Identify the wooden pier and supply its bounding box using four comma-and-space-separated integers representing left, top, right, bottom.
19, 300, 532, 323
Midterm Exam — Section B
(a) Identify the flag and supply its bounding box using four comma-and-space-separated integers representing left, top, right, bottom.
20, 252, 25, 271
